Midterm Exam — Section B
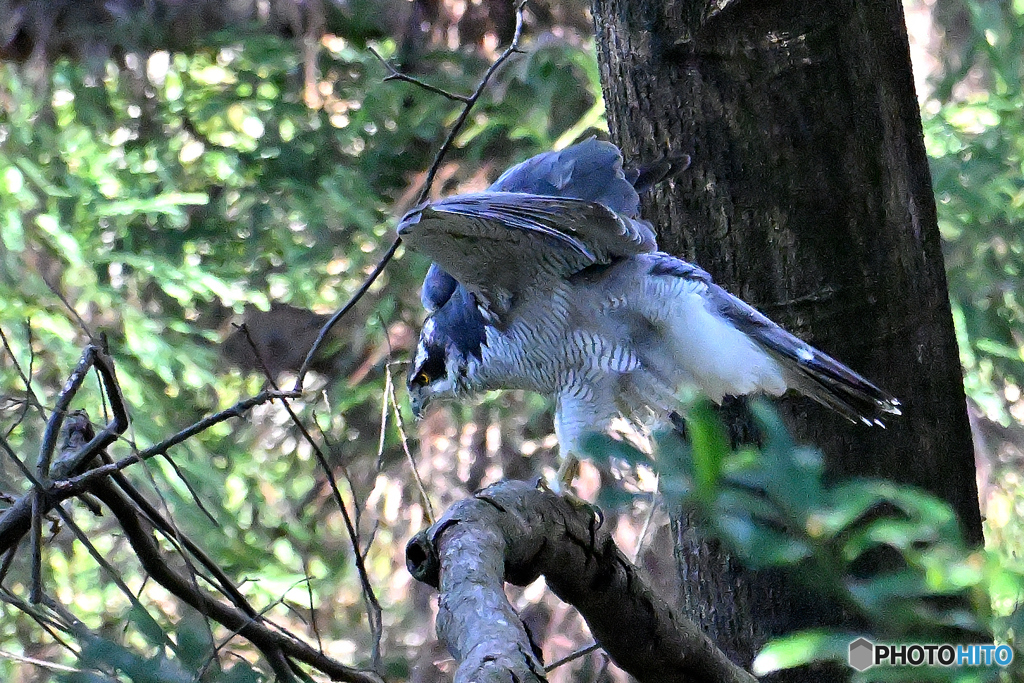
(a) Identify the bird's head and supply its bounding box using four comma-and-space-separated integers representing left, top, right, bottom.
407, 316, 466, 419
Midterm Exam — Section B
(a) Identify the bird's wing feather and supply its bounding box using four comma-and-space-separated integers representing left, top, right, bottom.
399, 192, 655, 321
413, 138, 677, 319
420, 263, 459, 313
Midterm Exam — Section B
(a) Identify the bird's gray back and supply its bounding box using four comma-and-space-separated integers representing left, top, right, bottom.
488, 137, 641, 217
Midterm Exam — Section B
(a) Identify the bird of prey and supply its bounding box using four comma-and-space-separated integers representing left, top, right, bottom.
399, 138, 900, 484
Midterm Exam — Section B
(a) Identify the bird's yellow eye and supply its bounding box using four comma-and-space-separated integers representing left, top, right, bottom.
415, 372, 431, 386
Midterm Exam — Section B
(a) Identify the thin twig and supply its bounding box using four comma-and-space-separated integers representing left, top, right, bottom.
416, 0, 528, 206
36, 345, 93, 478
368, 47, 470, 103
301, 567, 325, 654
0, 418, 265, 632
376, 365, 391, 472
154, 450, 218, 526
386, 363, 435, 525
110, 471, 261, 622
91, 480, 381, 683
52, 389, 295, 497
0, 649, 85, 675
239, 323, 385, 671
293, 237, 401, 389
310, 406, 367, 538
197, 576, 318, 682
544, 642, 602, 673
295, 1, 529, 389
40, 274, 98, 344
0, 539, 20, 585
0, 588, 79, 657
55, 504, 179, 654
0, 323, 46, 434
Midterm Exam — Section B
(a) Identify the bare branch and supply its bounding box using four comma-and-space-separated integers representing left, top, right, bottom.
0, 323, 47, 430
294, 1, 529, 389
368, 47, 470, 103
416, 0, 528, 206
45, 351, 129, 481
29, 493, 43, 603
406, 480, 758, 683
239, 322, 385, 671
386, 363, 435, 525
91, 478, 382, 683
54, 505, 180, 655
39, 273, 98, 344
0, 588, 79, 657
55, 389, 296, 495
544, 642, 601, 673
293, 237, 401, 388
0, 387, 293, 556
35, 345, 99, 478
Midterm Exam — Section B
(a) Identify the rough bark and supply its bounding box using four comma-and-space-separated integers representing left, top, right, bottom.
406, 480, 757, 683
590, 0, 983, 672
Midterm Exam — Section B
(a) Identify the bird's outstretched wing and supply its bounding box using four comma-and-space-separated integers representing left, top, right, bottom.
411, 138, 684, 317
398, 192, 655, 321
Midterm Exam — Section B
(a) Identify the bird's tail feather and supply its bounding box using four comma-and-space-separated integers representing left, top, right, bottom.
706, 283, 901, 426
769, 346, 901, 426
626, 154, 692, 193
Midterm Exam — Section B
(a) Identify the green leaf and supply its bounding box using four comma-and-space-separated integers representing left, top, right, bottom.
580, 431, 650, 466
95, 192, 209, 217
686, 398, 729, 496
753, 630, 857, 674
126, 604, 173, 651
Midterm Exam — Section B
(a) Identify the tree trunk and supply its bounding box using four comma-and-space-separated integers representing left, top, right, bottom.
591, 0, 983, 673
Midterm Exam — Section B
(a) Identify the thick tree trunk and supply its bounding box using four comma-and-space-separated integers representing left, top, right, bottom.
591, 0, 983, 673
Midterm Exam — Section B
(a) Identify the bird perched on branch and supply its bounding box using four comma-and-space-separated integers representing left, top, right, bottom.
399, 138, 900, 486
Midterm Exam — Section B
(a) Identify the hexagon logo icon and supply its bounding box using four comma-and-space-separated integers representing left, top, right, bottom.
848, 638, 874, 672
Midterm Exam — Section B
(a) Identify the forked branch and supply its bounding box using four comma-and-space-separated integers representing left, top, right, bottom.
406, 480, 758, 683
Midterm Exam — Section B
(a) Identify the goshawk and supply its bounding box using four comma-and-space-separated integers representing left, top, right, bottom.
399, 138, 900, 481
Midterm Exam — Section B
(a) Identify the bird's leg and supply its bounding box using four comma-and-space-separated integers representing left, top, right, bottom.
552, 389, 617, 505
554, 453, 580, 492
546, 451, 597, 512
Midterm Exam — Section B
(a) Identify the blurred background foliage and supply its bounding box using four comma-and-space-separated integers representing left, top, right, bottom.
0, 0, 1022, 681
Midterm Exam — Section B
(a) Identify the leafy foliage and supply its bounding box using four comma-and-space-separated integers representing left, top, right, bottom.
585, 400, 1024, 682
0, 18, 605, 681
925, 0, 1024, 421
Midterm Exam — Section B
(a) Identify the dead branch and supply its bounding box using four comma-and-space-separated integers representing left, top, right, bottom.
238, 320, 385, 670
90, 476, 382, 683
0, 387, 295, 556
0, 346, 382, 681
368, 46, 470, 103
35, 345, 127, 479
406, 480, 758, 683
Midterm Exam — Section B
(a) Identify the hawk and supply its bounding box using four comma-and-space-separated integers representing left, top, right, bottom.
398, 138, 900, 483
